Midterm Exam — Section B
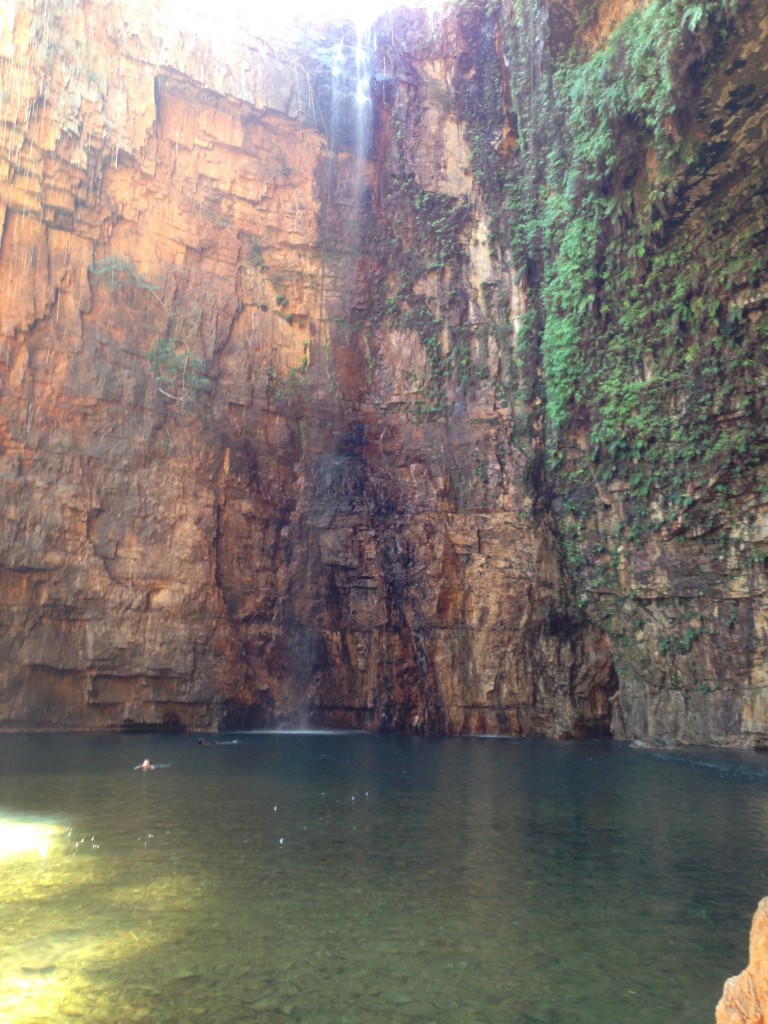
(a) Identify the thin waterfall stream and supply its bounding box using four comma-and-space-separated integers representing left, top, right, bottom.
354, 24, 373, 169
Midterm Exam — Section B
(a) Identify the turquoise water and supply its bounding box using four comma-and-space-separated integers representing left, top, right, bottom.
1, 732, 766, 1023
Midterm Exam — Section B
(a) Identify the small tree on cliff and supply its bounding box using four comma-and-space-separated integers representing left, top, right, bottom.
89, 257, 211, 408
149, 335, 211, 406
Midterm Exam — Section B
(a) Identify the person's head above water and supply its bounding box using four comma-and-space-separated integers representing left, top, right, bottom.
142, 758, 152, 769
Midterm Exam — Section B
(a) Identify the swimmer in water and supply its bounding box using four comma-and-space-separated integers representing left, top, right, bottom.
134, 758, 154, 770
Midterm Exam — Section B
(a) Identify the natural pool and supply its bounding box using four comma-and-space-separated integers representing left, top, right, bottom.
1, 732, 766, 1024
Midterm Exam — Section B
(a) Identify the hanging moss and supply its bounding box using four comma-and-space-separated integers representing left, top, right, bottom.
539, 0, 765, 541
456, 0, 765, 555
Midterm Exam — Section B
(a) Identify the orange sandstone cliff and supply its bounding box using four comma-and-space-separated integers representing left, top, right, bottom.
0, 0, 765, 740
0, 0, 615, 732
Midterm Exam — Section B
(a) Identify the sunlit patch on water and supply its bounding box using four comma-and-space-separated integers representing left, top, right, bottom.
2, 964, 59, 1023
0, 827, 199, 1023
0, 814, 59, 860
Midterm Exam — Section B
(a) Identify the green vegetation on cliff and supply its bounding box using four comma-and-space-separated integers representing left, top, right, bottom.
461, 0, 766, 548
89, 257, 212, 408
444, 0, 767, 736
539, 0, 764, 537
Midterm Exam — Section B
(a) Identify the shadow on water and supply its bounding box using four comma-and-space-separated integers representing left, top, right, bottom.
1, 732, 767, 1023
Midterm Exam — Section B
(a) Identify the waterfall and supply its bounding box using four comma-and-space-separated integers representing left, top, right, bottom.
325, 18, 375, 204
330, 37, 345, 157
354, 23, 373, 170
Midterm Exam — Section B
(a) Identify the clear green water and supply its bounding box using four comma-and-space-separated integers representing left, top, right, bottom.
1, 732, 767, 1024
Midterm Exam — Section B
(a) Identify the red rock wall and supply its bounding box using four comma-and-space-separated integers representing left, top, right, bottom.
0, 0, 616, 733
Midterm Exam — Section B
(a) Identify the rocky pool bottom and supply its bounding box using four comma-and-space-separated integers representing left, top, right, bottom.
1, 732, 766, 1024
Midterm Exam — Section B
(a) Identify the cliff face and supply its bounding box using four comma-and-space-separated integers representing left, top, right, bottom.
530, 0, 768, 746
0, 0, 764, 742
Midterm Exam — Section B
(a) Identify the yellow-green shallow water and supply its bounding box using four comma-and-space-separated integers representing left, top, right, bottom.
1, 732, 766, 1023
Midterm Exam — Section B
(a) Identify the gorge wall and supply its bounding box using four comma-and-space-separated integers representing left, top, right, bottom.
0, 0, 765, 742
